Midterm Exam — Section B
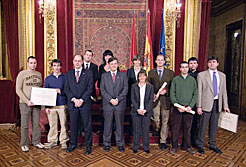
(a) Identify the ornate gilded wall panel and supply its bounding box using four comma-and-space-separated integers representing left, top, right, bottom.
43, 0, 57, 77
163, 0, 176, 71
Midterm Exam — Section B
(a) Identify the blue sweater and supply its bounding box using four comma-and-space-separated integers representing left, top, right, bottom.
44, 73, 66, 106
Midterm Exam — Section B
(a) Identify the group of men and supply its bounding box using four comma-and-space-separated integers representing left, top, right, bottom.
16, 50, 230, 156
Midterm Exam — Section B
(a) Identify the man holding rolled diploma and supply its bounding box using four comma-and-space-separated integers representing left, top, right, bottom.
170, 61, 198, 154
147, 54, 174, 150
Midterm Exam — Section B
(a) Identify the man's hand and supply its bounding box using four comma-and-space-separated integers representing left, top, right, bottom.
177, 107, 185, 113
56, 89, 61, 94
153, 94, 158, 101
27, 101, 34, 106
45, 108, 50, 114
197, 107, 203, 115
224, 108, 230, 113
142, 109, 147, 115
110, 99, 118, 106
186, 106, 192, 113
73, 99, 83, 107
159, 88, 166, 95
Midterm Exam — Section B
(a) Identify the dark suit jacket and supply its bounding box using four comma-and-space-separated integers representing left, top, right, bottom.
127, 67, 138, 105
64, 69, 93, 111
130, 83, 154, 116
100, 71, 128, 112
83, 62, 98, 98
147, 67, 174, 109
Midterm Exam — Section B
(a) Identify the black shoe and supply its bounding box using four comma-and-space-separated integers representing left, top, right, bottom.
118, 146, 125, 152
144, 150, 150, 154
66, 145, 77, 153
197, 147, 204, 154
85, 147, 91, 155
152, 131, 159, 137
209, 147, 222, 154
191, 143, 197, 148
104, 146, 110, 152
160, 143, 167, 150
133, 149, 138, 154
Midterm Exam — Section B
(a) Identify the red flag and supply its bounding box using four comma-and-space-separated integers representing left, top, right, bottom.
129, 14, 137, 68
144, 10, 153, 73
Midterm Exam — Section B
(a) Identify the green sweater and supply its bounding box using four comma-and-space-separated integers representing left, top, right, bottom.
170, 74, 197, 108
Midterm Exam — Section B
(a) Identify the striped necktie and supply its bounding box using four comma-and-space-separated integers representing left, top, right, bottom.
76, 70, 80, 83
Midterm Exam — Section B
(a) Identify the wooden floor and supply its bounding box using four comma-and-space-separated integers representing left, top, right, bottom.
0, 121, 246, 167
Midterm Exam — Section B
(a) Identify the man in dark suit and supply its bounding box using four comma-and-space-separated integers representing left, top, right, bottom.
64, 55, 93, 155
147, 54, 174, 150
196, 56, 230, 154
82, 50, 98, 99
100, 57, 128, 152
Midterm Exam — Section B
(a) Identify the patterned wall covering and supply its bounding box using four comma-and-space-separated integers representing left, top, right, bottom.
208, 4, 244, 71
73, 0, 147, 69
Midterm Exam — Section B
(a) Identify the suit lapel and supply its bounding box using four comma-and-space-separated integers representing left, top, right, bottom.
144, 84, 149, 103
132, 68, 137, 81
205, 70, 214, 93
114, 71, 120, 89
135, 84, 140, 105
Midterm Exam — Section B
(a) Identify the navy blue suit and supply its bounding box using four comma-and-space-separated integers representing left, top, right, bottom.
64, 69, 93, 148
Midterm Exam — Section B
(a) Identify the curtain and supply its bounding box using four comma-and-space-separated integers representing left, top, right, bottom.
198, 0, 212, 71
1, 0, 19, 123
57, 0, 73, 72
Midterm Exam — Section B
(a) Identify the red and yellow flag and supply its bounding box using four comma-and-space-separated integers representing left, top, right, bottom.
129, 13, 137, 68
144, 10, 153, 74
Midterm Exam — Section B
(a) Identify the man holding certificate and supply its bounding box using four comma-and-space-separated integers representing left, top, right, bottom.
64, 55, 93, 155
196, 56, 230, 154
16, 56, 45, 152
169, 61, 198, 154
147, 54, 174, 150
44, 59, 69, 150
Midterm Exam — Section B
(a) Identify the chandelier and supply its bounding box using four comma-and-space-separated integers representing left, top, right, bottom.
38, 0, 56, 22
166, 0, 182, 27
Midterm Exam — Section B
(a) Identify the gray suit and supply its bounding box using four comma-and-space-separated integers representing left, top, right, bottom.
100, 71, 128, 146
196, 70, 229, 148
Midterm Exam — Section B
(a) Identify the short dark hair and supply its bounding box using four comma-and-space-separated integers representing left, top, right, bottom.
156, 54, 165, 60
108, 57, 118, 64
137, 69, 147, 83
188, 57, 198, 63
84, 49, 93, 56
51, 59, 62, 67
180, 61, 188, 67
27, 56, 36, 62
103, 50, 113, 64
207, 56, 219, 63
73, 54, 83, 60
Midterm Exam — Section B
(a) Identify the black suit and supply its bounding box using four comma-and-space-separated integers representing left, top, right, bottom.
100, 71, 128, 146
83, 62, 98, 98
127, 67, 138, 105
131, 83, 154, 150
64, 69, 93, 148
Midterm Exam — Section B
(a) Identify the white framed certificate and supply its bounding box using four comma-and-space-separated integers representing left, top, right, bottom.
218, 112, 238, 133
30, 87, 57, 106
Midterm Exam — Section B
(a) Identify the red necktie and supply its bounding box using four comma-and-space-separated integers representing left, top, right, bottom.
112, 72, 116, 83
86, 64, 89, 69
76, 71, 79, 83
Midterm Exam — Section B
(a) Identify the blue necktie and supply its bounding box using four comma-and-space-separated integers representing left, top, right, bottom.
213, 72, 217, 97
158, 70, 162, 80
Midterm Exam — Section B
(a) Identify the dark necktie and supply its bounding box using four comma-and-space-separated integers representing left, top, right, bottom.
76, 70, 80, 83
213, 71, 217, 96
158, 70, 162, 80
112, 72, 116, 83
86, 64, 89, 69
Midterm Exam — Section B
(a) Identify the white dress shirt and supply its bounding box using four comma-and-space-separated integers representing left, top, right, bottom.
134, 67, 140, 81
209, 69, 220, 99
74, 67, 82, 77
110, 70, 117, 77
138, 83, 146, 110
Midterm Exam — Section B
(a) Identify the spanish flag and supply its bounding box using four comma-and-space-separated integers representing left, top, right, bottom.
144, 10, 153, 74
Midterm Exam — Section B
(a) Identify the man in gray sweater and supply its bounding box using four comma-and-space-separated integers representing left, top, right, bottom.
16, 56, 44, 152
